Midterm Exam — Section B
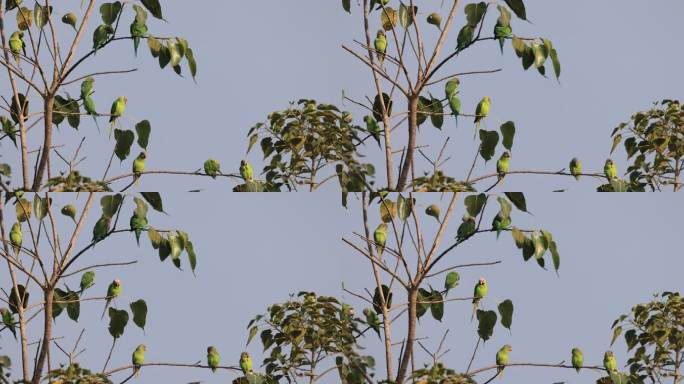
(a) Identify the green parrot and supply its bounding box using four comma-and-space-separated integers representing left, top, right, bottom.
132, 344, 146, 378
240, 160, 254, 181
364, 115, 382, 148
92, 216, 110, 242
133, 152, 146, 186
204, 159, 221, 179
93, 24, 114, 52
474, 96, 491, 128
427, 13, 442, 30
570, 158, 582, 181
62, 13, 77, 30
80, 77, 99, 130
425, 204, 440, 222
207, 346, 220, 373
603, 350, 617, 373
239, 352, 253, 374
130, 21, 148, 56
9, 31, 25, 66
497, 151, 510, 179
109, 96, 127, 128
496, 344, 512, 378
445, 79, 461, 129
10, 222, 22, 255
571, 347, 584, 373
494, 21, 512, 53
374, 223, 387, 257
101, 279, 121, 319
129, 214, 148, 246
604, 159, 618, 180
374, 30, 387, 66
491, 213, 511, 238
363, 308, 381, 338
472, 277, 489, 320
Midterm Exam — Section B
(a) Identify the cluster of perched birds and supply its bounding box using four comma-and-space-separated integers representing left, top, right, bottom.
130, 346, 252, 378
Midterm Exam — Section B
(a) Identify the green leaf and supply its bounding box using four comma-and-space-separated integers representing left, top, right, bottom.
100, 2, 122, 25
398, 3, 415, 29
464, 2, 487, 26
500, 121, 515, 151
52, 288, 66, 319
549, 240, 560, 274
549, 48, 561, 80
66, 98, 80, 129
247, 326, 258, 345
504, 0, 526, 20
610, 134, 622, 155
8, 285, 28, 313
609, 372, 631, 384
135, 120, 151, 150
373, 285, 392, 314
610, 325, 622, 347
496, 197, 512, 220
429, 97, 444, 129
430, 290, 444, 321
396, 194, 412, 221
130, 299, 148, 330
132, 4, 148, 23
373, 93, 392, 122
80, 271, 95, 292
342, 0, 350, 13
141, 0, 163, 19
511, 228, 526, 249
33, 3, 50, 28
141, 192, 164, 212
479, 130, 499, 162
65, 291, 80, 322
185, 48, 198, 80
33, 195, 48, 220
108, 308, 129, 338
497, 299, 513, 330
186, 240, 198, 274
464, 194, 487, 217
380, 7, 397, 31
444, 271, 460, 290
0, 163, 11, 177
504, 192, 527, 212
100, 194, 123, 218
147, 228, 162, 249
16, 198, 31, 222
476, 310, 497, 341
379, 200, 396, 223
416, 288, 430, 319
114, 129, 135, 161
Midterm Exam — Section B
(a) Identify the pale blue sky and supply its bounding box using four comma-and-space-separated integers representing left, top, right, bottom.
1, 1, 683, 383
1, 192, 683, 383
2, 1, 684, 191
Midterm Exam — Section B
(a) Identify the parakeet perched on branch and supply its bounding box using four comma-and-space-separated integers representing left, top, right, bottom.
10, 223, 22, 255
496, 344, 512, 378
133, 152, 146, 186
240, 160, 254, 181
374, 30, 387, 66
132, 344, 146, 378
603, 350, 617, 373
572, 347, 584, 373
9, 31, 26, 66
497, 152, 510, 179
570, 158, 582, 181
474, 96, 491, 128
240, 352, 253, 374
109, 96, 127, 129
472, 277, 488, 320
101, 279, 121, 319
207, 346, 220, 373
604, 159, 617, 180
374, 223, 387, 257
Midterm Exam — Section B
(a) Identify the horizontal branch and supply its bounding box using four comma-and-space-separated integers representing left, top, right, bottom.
104, 361, 242, 376
469, 361, 607, 376
469, 169, 606, 184
102, 169, 242, 186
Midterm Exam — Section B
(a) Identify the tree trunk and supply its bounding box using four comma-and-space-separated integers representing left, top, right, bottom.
31, 288, 54, 384
395, 287, 418, 384
32, 96, 55, 191
396, 96, 418, 191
